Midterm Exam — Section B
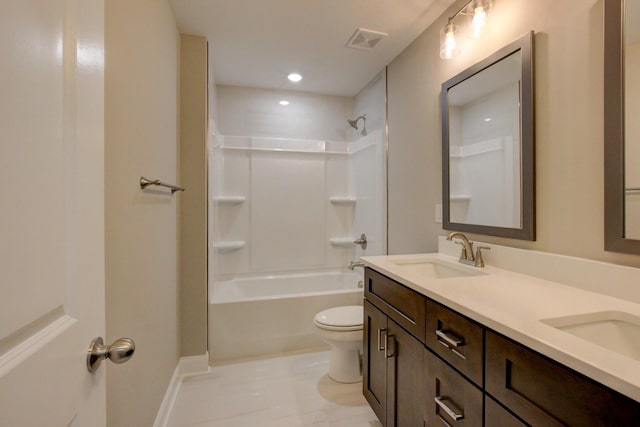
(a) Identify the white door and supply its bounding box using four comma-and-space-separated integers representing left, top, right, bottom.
0, 0, 106, 425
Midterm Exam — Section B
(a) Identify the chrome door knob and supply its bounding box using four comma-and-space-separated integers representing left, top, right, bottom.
87, 337, 135, 373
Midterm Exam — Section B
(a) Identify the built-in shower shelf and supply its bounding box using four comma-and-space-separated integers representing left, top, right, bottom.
330, 238, 354, 247
213, 241, 246, 252
329, 196, 357, 205
214, 196, 246, 205
450, 195, 471, 202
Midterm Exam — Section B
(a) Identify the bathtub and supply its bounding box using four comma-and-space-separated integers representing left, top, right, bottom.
209, 270, 364, 362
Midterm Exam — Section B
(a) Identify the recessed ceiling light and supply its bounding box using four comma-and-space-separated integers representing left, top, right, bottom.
287, 73, 302, 82
484, 117, 492, 122
279, 100, 290, 106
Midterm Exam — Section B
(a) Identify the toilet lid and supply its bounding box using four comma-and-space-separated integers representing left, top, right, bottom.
314, 306, 363, 329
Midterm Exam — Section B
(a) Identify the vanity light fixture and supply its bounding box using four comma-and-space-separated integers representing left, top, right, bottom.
440, 22, 460, 59
440, 0, 492, 59
287, 72, 302, 82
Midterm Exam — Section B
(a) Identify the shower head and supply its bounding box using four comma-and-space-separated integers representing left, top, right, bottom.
347, 114, 367, 136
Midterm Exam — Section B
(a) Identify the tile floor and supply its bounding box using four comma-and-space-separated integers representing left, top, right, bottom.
167, 350, 382, 427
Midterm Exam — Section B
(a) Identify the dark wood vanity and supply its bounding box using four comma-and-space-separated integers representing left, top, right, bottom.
363, 267, 640, 426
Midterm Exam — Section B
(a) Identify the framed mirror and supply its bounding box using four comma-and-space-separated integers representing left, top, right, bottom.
442, 31, 535, 240
605, 0, 640, 253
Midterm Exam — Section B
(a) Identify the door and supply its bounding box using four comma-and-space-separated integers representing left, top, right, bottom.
0, 0, 106, 425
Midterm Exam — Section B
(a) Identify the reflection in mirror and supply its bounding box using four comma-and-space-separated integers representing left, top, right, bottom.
625, 0, 640, 239
442, 31, 535, 240
447, 51, 522, 228
605, 0, 640, 253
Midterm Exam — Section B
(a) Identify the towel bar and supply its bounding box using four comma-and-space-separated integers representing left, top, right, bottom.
140, 177, 185, 194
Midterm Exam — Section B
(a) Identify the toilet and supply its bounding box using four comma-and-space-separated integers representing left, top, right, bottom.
313, 305, 364, 383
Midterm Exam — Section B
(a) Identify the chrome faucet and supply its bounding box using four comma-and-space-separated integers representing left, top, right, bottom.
348, 261, 365, 270
447, 232, 476, 265
446, 232, 490, 268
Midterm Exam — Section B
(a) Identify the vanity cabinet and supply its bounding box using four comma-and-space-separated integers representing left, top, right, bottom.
363, 268, 426, 427
486, 331, 640, 426
363, 267, 640, 427
363, 300, 425, 427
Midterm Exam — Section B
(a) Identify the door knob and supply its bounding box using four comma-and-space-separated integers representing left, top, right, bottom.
87, 337, 135, 373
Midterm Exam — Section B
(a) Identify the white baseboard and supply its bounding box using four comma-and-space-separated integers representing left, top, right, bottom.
153, 352, 210, 427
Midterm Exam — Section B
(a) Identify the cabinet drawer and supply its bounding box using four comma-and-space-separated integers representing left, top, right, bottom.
486, 331, 640, 426
485, 396, 526, 427
364, 268, 426, 343
425, 349, 482, 427
425, 299, 483, 386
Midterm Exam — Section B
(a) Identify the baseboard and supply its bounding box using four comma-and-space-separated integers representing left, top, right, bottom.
153, 352, 210, 427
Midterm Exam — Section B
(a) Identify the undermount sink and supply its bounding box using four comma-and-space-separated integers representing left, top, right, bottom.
542, 311, 640, 361
389, 257, 487, 279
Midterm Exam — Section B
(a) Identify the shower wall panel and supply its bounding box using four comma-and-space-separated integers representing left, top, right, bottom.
212, 136, 353, 277
250, 152, 326, 270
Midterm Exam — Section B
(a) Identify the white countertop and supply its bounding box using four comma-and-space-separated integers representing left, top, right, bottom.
361, 252, 640, 402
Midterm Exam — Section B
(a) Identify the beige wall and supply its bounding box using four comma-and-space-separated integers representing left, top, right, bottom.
388, 0, 640, 268
180, 35, 208, 357
105, 0, 180, 425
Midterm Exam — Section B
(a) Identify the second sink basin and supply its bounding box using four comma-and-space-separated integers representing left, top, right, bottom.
542, 311, 640, 361
389, 257, 487, 279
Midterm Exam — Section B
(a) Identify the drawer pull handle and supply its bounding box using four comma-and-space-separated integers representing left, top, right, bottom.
436, 329, 464, 347
377, 328, 387, 352
435, 396, 464, 422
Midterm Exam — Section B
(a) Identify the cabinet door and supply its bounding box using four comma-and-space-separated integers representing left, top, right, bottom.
387, 318, 426, 427
424, 349, 482, 427
364, 300, 388, 425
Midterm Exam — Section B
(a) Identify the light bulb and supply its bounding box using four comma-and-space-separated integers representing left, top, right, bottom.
471, 5, 487, 38
440, 22, 459, 59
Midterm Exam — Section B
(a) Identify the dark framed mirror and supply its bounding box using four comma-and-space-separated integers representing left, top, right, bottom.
604, 0, 640, 254
442, 31, 535, 240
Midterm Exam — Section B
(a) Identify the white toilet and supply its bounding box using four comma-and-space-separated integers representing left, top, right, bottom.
313, 305, 364, 383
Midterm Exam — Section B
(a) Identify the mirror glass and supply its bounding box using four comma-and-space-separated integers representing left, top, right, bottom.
447, 51, 522, 228
605, 0, 640, 253
625, 0, 640, 239
442, 32, 535, 240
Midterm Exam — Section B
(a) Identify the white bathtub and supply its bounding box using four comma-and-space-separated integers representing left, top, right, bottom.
209, 270, 364, 362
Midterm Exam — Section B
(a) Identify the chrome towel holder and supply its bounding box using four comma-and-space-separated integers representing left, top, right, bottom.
140, 176, 185, 194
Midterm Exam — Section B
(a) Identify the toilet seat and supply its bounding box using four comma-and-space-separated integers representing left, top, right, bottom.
314, 306, 363, 331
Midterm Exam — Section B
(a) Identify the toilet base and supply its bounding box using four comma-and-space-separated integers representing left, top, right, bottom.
328, 346, 362, 383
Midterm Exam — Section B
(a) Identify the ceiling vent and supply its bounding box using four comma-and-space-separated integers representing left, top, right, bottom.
345, 28, 388, 50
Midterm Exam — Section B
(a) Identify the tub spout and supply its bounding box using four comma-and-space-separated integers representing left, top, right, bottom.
349, 261, 365, 270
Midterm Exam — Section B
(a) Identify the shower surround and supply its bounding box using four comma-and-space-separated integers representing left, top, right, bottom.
209, 76, 387, 362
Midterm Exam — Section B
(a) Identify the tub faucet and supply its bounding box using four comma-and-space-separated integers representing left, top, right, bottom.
348, 261, 365, 270
447, 232, 475, 266
353, 233, 367, 250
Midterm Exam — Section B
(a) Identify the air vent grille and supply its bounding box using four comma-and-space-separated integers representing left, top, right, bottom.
345, 28, 388, 50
